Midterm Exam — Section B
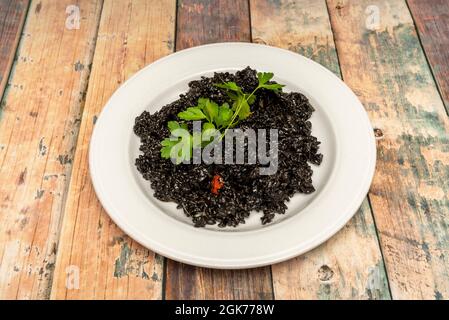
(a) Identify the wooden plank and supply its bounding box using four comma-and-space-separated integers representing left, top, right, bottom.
165, 0, 273, 300
407, 0, 449, 113
0, 0, 29, 100
166, 263, 273, 299
250, 0, 390, 300
50, 0, 176, 300
0, 0, 102, 300
327, 0, 449, 299
175, 0, 251, 49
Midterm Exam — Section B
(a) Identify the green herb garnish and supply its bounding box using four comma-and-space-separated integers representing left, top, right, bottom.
160, 72, 285, 163
215, 72, 284, 139
160, 121, 192, 164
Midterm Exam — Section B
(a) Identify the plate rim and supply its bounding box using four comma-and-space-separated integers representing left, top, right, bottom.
89, 42, 376, 269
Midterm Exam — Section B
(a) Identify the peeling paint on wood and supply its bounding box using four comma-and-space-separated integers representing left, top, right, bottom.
74, 61, 85, 72
251, 0, 390, 300
113, 243, 132, 278
327, 0, 449, 299
251, 0, 340, 76
407, 0, 449, 113
50, 0, 176, 300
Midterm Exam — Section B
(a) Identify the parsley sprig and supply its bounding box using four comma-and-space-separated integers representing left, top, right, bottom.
178, 98, 234, 129
160, 72, 284, 163
215, 72, 284, 139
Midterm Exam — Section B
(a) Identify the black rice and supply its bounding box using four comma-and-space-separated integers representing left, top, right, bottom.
134, 67, 322, 228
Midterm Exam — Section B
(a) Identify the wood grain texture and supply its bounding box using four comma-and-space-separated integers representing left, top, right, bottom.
50, 0, 176, 299
165, 0, 273, 300
166, 263, 273, 299
0, 0, 29, 100
407, 0, 449, 113
251, 0, 390, 300
328, 0, 449, 299
0, 0, 102, 299
175, 0, 250, 49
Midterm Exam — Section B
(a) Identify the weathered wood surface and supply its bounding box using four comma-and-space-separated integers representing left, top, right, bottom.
0, 0, 29, 100
328, 0, 449, 299
0, 0, 102, 299
1, 0, 447, 300
407, 0, 449, 113
50, 0, 176, 299
165, 0, 274, 300
166, 263, 273, 299
250, 0, 390, 300
175, 0, 251, 49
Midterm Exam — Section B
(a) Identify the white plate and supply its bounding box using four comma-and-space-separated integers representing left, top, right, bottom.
90, 43, 376, 269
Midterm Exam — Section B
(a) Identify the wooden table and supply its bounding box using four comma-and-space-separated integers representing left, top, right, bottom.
0, 0, 448, 300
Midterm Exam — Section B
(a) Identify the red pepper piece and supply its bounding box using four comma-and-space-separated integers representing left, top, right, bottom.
211, 174, 224, 195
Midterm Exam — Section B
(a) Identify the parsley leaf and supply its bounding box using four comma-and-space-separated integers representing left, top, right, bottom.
203, 122, 215, 131
215, 82, 242, 93
161, 127, 193, 164
233, 95, 251, 120
257, 72, 274, 85
203, 99, 219, 123
160, 138, 178, 158
178, 107, 207, 120
167, 121, 180, 132
246, 93, 256, 105
161, 137, 189, 164
197, 98, 208, 108
215, 103, 233, 128
257, 72, 285, 92
259, 83, 284, 92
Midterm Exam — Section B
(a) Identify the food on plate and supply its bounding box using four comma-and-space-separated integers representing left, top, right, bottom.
134, 67, 322, 228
